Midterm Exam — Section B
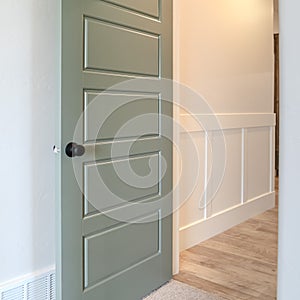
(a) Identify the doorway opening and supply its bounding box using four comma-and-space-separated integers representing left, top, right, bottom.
173, 1, 280, 299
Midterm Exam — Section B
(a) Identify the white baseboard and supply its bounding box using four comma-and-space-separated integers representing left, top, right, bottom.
179, 192, 275, 252
0, 266, 55, 300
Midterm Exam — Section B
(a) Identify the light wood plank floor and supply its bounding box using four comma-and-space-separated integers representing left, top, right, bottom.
174, 182, 278, 299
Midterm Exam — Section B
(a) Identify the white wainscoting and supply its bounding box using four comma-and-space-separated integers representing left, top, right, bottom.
177, 113, 276, 253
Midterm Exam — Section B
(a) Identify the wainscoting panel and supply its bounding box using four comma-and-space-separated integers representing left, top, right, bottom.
178, 113, 276, 252
179, 132, 206, 229
207, 129, 242, 217
247, 127, 272, 200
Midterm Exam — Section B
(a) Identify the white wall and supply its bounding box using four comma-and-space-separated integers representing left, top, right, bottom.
0, 0, 59, 284
179, 0, 274, 113
277, 1, 300, 298
176, 0, 275, 252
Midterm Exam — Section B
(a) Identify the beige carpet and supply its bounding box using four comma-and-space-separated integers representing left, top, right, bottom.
143, 280, 224, 300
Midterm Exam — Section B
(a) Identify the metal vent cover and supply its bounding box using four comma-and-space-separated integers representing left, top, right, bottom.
0, 269, 55, 300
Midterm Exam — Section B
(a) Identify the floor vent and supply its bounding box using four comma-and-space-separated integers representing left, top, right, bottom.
0, 269, 55, 300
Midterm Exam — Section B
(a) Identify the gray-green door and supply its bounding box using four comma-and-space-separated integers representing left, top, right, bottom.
58, 0, 173, 299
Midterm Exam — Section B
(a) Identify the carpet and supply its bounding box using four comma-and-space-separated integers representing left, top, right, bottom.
143, 280, 224, 300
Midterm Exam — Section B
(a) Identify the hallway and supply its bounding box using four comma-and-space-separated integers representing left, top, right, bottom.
174, 181, 278, 299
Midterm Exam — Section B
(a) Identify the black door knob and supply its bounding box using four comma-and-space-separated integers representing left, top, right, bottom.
65, 142, 85, 158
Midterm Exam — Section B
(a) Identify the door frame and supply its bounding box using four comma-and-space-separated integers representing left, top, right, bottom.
172, 0, 181, 275
171, 0, 276, 275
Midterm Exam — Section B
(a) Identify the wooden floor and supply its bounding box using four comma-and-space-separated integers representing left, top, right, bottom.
174, 182, 278, 299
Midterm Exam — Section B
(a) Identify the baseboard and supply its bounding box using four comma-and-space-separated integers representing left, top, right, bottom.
0, 266, 55, 300
179, 192, 275, 252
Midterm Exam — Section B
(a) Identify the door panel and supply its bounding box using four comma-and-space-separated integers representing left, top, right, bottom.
84, 211, 160, 289
83, 153, 161, 214
84, 91, 160, 143
59, 0, 172, 299
102, 0, 160, 18
84, 17, 160, 76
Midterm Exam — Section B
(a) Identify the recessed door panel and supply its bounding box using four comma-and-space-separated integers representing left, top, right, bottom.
84, 17, 160, 77
102, 0, 160, 18
83, 153, 161, 215
84, 91, 160, 143
84, 211, 160, 289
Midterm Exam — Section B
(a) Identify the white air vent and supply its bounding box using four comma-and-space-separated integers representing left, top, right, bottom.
0, 268, 55, 300
1, 286, 24, 300
49, 274, 56, 300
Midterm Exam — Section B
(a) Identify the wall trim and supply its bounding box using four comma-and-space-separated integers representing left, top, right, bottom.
172, 0, 181, 276
180, 113, 276, 132
179, 192, 275, 252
